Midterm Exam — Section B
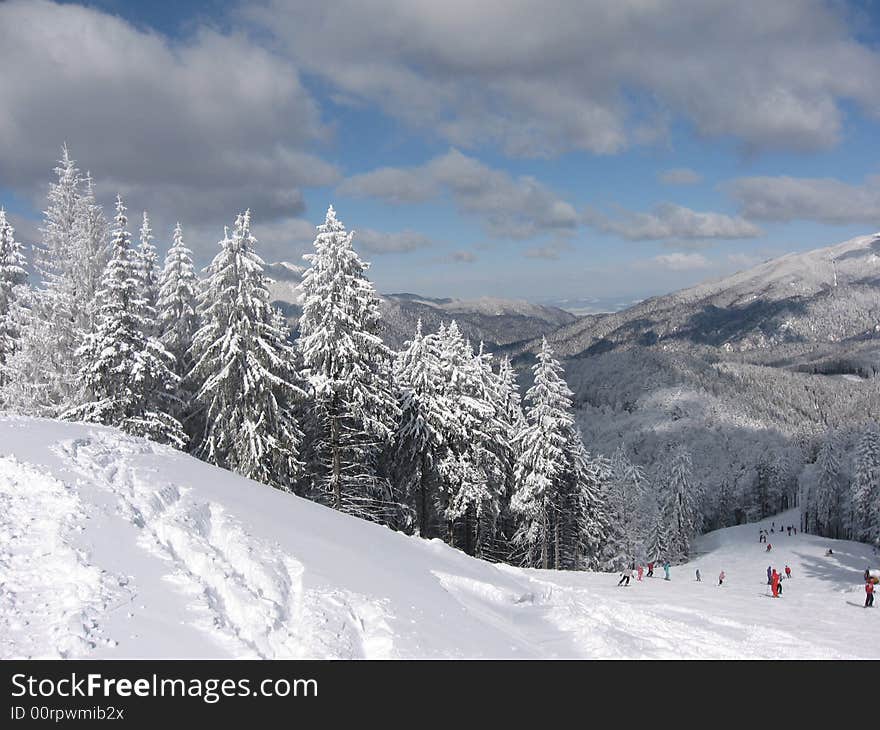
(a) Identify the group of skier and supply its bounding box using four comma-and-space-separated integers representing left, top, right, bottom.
758, 522, 797, 545
766, 564, 792, 597
617, 560, 671, 586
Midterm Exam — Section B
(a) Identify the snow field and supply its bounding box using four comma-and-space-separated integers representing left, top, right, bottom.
2, 416, 879, 659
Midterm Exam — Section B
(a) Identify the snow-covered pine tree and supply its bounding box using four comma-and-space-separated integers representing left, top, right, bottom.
601, 445, 646, 571
486, 355, 525, 560
562, 431, 609, 570
136, 212, 159, 333
73, 173, 110, 337
297, 205, 399, 520
852, 423, 880, 545
815, 431, 842, 538
190, 210, 304, 488
511, 337, 606, 570
393, 320, 451, 537
157, 222, 200, 421
68, 195, 185, 448
659, 445, 699, 562
433, 324, 502, 556
0, 210, 28, 386
9, 146, 83, 414
647, 500, 670, 564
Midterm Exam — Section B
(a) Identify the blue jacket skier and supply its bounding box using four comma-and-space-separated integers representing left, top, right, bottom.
663, 562, 671, 580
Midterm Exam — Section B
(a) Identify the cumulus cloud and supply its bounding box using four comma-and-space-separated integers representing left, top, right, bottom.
340, 149, 577, 239
449, 250, 477, 263
726, 175, 880, 224
584, 203, 761, 241
0, 0, 338, 263
247, 0, 880, 156
658, 168, 703, 185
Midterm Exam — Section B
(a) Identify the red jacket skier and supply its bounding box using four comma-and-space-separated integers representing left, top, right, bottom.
867, 581, 875, 608
771, 569, 780, 597
784, 565, 791, 579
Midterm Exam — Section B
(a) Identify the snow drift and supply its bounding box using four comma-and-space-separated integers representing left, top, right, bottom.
2, 415, 878, 659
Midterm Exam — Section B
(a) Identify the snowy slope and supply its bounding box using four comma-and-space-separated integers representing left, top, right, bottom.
2, 415, 878, 659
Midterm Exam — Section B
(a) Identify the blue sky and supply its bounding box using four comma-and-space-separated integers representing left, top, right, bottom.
3, 1, 880, 306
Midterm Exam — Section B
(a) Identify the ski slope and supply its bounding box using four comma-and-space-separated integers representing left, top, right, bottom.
1, 415, 878, 659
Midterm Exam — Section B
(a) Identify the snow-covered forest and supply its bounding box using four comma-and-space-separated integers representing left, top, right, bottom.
2, 148, 879, 573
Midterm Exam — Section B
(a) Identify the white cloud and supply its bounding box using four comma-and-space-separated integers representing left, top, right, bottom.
584, 203, 761, 241
726, 175, 880, 224
340, 149, 577, 239
248, 0, 880, 156
658, 168, 703, 185
0, 0, 338, 263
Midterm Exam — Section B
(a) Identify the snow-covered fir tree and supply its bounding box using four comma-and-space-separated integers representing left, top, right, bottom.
658, 445, 700, 562
0, 210, 28, 385
814, 431, 843, 538
601, 445, 646, 570
190, 210, 304, 488
393, 321, 450, 537
136, 211, 159, 332
511, 337, 607, 570
852, 423, 880, 545
432, 323, 503, 556
157, 222, 200, 420
7, 146, 83, 414
68, 195, 185, 447
297, 205, 399, 520
73, 173, 109, 336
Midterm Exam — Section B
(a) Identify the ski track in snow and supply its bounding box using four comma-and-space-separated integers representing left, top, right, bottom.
57, 431, 396, 659
0, 456, 123, 659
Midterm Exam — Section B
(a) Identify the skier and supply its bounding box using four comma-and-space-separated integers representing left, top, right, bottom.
825, 548, 834, 556
771, 569, 780, 597
695, 569, 701, 582
784, 565, 792, 579
637, 564, 644, 581
718, 570, 725, 586
647, 561, 654, 578
767, 565, 773, 585
663, 562, 671, 581
866, 581, 875, 608
766, 543, 772, 552
618, 567, 633, 587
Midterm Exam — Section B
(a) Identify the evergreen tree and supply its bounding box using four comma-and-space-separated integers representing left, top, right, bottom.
393, 321, 450, 537
9, 146, 83, 413
297, 205, 399, 519
68, 196, 184, 447
136, 211, 159, 331
852, 423, 880, 545
157, 222, 200, 420
190, 210, 304, 488
433, 324, 501, 556
660, 445, 699, 562
601, 446, 645, 570
511, 337, 607, 570
0, 210, 28, 386
815, 431, 842, 538
73, 173, 110, 337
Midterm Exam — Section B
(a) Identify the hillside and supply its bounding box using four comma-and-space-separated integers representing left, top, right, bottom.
514, 233, 880, 361
265, 261, 577, 350
2, 416, 878, 659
